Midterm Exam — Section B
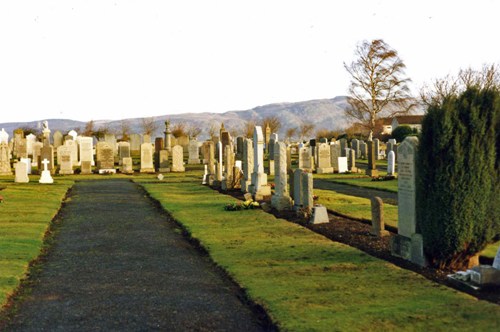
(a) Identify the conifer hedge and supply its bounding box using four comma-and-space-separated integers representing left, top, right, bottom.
416, 87, 500, 269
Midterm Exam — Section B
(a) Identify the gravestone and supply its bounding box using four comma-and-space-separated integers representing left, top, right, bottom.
105, 134, 117, 156
67, 130, 78, 140
39, 159, 54, 184
15, 162, 29, 183
235, 136, 244, 160
301, 171, 313, 212
79, 137, 94, 166
164, 120, 172, 152
53, 131, 63, 149
97, 142, 115, 173
142, 134, 151, 144
158, 150, 170, 172
129, 134, 141, 153
13, 129, 24, 158
17, 138, 28, 159
0, 128, 9, 144
155, 137, 164, 153
391, 137, 425, 266
118, 142, 131, 164
240, 138, 254, 193
32, 142, 43, 167
268, 133, 278, 176
188, 139, 201, 164
298, 147, 312, 171
121, 157, 134, 174
374, 138, 380, 160
316, 143, 333, 174
222, 145, 235, 190
20, 158, 31, 175
360, 141, 367, 159
330, 144, 340, 172
249, 126, 271, 200
81, 161, 92, 175
366, 140, 379, 177
140, 142, 155, 173
205, 141, 215, 177
271, 141, 292, 211
39, 145, 54, 174
0, 142, 12, 175
387, 151, 395, 176
215, 141, 223, 183
338, 157, 348, 173
171, 145, 185, 172
310, 205, 329, 224
26, 133, 36, 156
265, 124, 271, 153
176, 135, 189, 150
348, 149, 357, 172
370, 197, 389, 237
64, 140, 79, 167
293, 169, 303, 210
351, 139, 359, 158
339, 139, 347, 157
57, 146, 74, 175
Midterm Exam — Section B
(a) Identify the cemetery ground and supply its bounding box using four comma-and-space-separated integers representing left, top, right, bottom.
0, 167, 499, 331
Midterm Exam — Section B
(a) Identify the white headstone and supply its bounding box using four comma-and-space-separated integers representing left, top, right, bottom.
20, 158, 32, 175
337, 157, 348, 173
79, 137, 94, 166
39, 158, 54, 184
0, 128, 9, 144
387, 151, 395, 175
140, 142, 155, 173
271, 141, 292, 211
250, 126, 270, 199
171, 145, 185, 172
397, 137, 418, 238
15, 162, 29, 183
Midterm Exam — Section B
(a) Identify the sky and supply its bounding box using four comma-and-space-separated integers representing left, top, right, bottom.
1, 0, 499, 123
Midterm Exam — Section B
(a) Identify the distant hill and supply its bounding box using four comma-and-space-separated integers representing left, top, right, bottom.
0, 96, 422, 140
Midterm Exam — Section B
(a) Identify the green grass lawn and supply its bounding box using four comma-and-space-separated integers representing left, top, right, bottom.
0, 176, 73, 307
315, 188, 398, 228
137, 174, 500, 331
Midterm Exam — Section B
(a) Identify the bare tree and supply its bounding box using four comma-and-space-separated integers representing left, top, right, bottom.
285, 127, 297, 142
95, 123, 112, 139
82, 120, 95, 137
420, 63, 500, 107
344, 39, 416, 140
242, 120, 256, 138
261, 116, 281, 134
171, 122, 187, 138
141, 117, 158, 136
119, 120, 131, 141
186, 123, 202, 138
299, 121, 315, 141
207, 121, 219, 139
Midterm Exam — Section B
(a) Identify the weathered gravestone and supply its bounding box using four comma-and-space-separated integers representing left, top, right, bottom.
339, 138, 347, 157
271, 141, 292, 211
371, 196, 389, 237
240, 138, 253, 193
14, 162, 29, 183
391, 137, 425, 266
155, 137, 164, 153
20, 158, 32, 175
348, 149, 357, 172
221, 145, 235, 190
53, 131, 63, 149
188, 139, 200, 164
158, 150, 170, 173
64, 140, 79, 167
17, 138, 28, 159
121, 157, 134, 174
330, 144, 340, 172
97, 142, 115, 173
298, 147, 312, 171
316, 143, 333, 174
32, 142, 43, 167
140, 142, 155, 173
0, 142, 12, 175
81, 161, 92, 175
366, 140, 379, 177
79, 137, 94, 166
249, 126, 271, 200
373, 138, 380, 160
293, 169, 303, 211
129, 134, 141, 153
118, 142, 131, 164
171, 145, 185, 172
105, 134, 117, 156
57, 146, 74, 175
235, 136, 244, 161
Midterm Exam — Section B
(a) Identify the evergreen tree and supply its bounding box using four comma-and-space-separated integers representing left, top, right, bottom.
417, 87, 500, 270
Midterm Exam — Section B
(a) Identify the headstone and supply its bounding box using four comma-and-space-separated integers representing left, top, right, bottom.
39, 159, 54, 184
68, 130, 78, 140
360, 141, 367, 159
348, 149, 357, 172
293, 169, 303, 210
0, 128, 9, 144
310, 205, 329, 224
39, 145, 54, 174
32, 142, 43, 167
121, 157, 134, 174
129, 133, 141, 153
53, 131, 63, 149
316, 143, 333, 174
164, 120, 172, 152
97, 142, 115, 173
57, 146, 74, 175
14, 162, 29, 183
265, 124, 271, 153
20, 158, 32, 175
26, 133, 36, 156
216, 141, 223, 182
81, 160, 92, 175
374, 138, 380, 160
13, 129, 24, 158
330, 144, 340, 172
158, 150, 170, 172
17, 138, 28, 159
105, 134, 117, 155
140, 142, 155, 173
301, 171, 313, 212
240, 138, 254, 192
188, 139, 201, 164
64, 140, 79, 166
171, 145, 185, 172
118, 142, 131, 163
142, 134, 151, 144
351, 139, 359, 158
298, 147, 312, 171
235, 136, 244, 161
79, 137, 94, 166
249, 126, 271, 200
155, 137, 164, 153
0, 142, 12, 175
271, 141, 292, 211
202, 164, 209, 185
339, 138, 347, 157
205, 141, 215, 177
222, 145, 235, 190
366, 140, 379, 177
338, 157, 348, 173
387, 151, 395, 176
268, 133, 278, 161
370, 197, 389, 236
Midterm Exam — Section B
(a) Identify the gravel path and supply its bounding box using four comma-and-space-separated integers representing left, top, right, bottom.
313, 179, 398, 205
5, 180, 269, 331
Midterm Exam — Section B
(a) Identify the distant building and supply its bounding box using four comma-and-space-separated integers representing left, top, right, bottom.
391, 115, 424, 133
379, 118, 393, 135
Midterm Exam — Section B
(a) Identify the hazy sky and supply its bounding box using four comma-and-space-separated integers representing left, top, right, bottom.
1, 0, 499, 123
